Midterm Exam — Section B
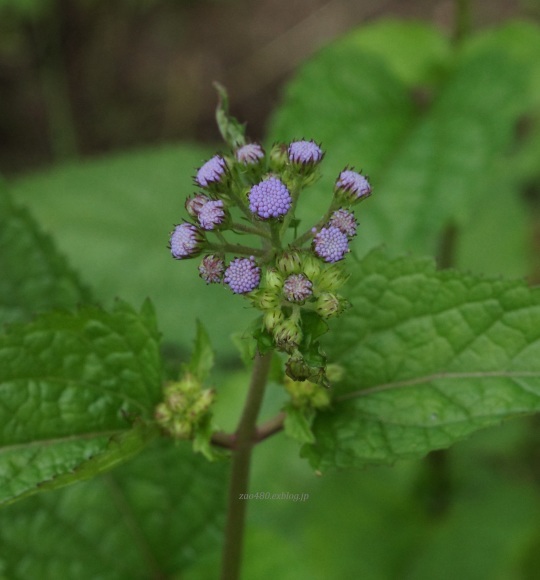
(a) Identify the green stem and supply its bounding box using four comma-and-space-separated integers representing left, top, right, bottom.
220, 351, 273, 580
207, 243, 265, 258
230, 222, 271, 239
293, 203, 337, 247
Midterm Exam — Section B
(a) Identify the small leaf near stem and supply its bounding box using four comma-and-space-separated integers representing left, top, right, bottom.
214, 82, 247, 149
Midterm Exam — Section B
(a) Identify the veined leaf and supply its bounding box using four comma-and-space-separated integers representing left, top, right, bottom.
0, 299, 162, 506
0, 188, 91, 326
0, 439, 227, 579
304, 249, 540, 470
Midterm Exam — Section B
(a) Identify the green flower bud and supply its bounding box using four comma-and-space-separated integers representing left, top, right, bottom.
273, 318, 303, 353
316, 293, 349, 319
265, 268, 284, 291
302, 254, 322, 281
268, 142, 288, 172
315, 264, 349, 293
250, 289, 280, 310
263, 308, 285, 332
276, 251, 303, 275
284, 376, 331, 409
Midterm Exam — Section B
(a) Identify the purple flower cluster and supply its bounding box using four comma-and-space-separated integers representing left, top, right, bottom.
313, 226, 349, 263
236, 143, 265, 165
288, 140, 323, 165
196, 155, 227, 187
283, 274, 313, 303
198, 200, 225, 230
224, 257, 261, 294
248, 177, 292, 219
169, 223, 203, 260
335, 169, 372, 201
329, 208, 357, 238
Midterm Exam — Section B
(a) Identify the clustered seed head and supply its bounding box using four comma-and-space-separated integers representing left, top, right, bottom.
169, 223, 203, 260
283, 274, 313, 303
335, 169, 372, 201
195, 155, 227, 187
313, 226, 350, 263
248, 177, 292, 219
329, 208, 358, 238
235, 143, 265, 165
199, 254, 225, 284
288, 140, 323, 165
198, 199, 225, 230
224, 256, 261, 294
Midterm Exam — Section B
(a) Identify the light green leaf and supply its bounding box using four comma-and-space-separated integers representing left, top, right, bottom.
0, 189, 91, 326
304, 249, 540, 470
283, 404, 315, 444
9, 145, 256, 355
187, 319, 214, 382
0, 299, 162, 506
0, 439, 227, 579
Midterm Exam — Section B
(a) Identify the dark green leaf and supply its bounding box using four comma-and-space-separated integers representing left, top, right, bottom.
0, 299, 162, 506
283, 404, 315, 444
304, 249, 540, 470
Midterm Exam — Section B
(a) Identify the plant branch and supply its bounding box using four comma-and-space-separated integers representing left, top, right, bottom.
255, 412, 285, 442
206, 242, 265, 257
220, 350, 273, 580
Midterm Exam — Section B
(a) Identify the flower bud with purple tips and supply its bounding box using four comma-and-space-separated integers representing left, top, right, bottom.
198, 199, 227, 231
288, 140, 324, 167
199, 254, 225, 284
283, 274, 313, 303
313, 226, 349, 263
335, 169, 372, 204
329, 208, 358, 238
195, 155, 227, 188
235, 143, 265, 165
169, 223, 205, 260
185, 194, 210, 218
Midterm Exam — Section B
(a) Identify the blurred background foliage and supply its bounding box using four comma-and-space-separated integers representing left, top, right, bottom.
3, 0, 540, 578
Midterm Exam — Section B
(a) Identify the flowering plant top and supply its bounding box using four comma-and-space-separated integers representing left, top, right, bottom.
167, 88, 372, 387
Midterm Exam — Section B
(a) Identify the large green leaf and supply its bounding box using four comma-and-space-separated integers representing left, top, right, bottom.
9, 145, 256, 355
268, 21, 538, 264
0, 439, 227, 579
304, 249, 540, 470
0, 299, 162, 506
0, 189, 91, 326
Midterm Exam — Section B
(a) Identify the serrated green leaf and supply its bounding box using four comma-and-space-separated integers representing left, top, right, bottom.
0, 189, 91, 326
0, 300, 162, 506
187, 319, 214, 382
304, 249, 540, 470
0, 439, 227, 579
283, 404, 315, 444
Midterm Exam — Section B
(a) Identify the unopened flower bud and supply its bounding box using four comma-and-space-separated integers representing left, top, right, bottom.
302, 255, 322, 281
316, 292, 348, 319
199, 254, 225, 284
265, 268, 284, 291
283, 273, 313, 303
315, 264, 349, 293
334, 168, 372, 204
284, 376, 330, 409
288, 139, 324, 168
313, 226, 349, 263
185, 194, 210, 217
250, 288, 280, 310
224, 256, 261, 294
198, 199, 227, 230
169, 223, 205, 260
329, 208, 358, 238
235, 143, 265, 165
273, 319, 303, 352
268, 143, 288, 172
276, 251, 303, 275
263, 308, 284, 332
195, 155, 227, 188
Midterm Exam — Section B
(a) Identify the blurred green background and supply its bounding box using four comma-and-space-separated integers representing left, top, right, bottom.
3, 1, 540, 578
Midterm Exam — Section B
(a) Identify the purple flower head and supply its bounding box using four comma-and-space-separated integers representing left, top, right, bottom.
313, 226, 349, 263
169, 223, 204, 260
248, 177, 292, 219
335, 169, 372, 202
283, 274, 313, 303
199, 254, 225, 284
224, 256, 261, 294
235, 143, 265, 165
185, 193, 210, 218
195, 155, 227, 187
288, 140, 323, 165
329, 208, 358, 238
198, 199, 226, 230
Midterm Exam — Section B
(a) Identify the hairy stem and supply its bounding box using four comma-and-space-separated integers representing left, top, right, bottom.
230, 222, 271, 239
220, 351, 273, 580
207, 242, 265, 257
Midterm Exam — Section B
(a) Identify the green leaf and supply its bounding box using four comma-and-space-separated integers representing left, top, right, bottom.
268, 21, 538, 259
0, 299, 162, 506
214, 82, 246, 148
9, 145, 255, 355
187, 319, 214, 382
303, 249, 540, 470
0, 439, 227, 579
283, 404, 315, 444
0, 189, 91, 326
